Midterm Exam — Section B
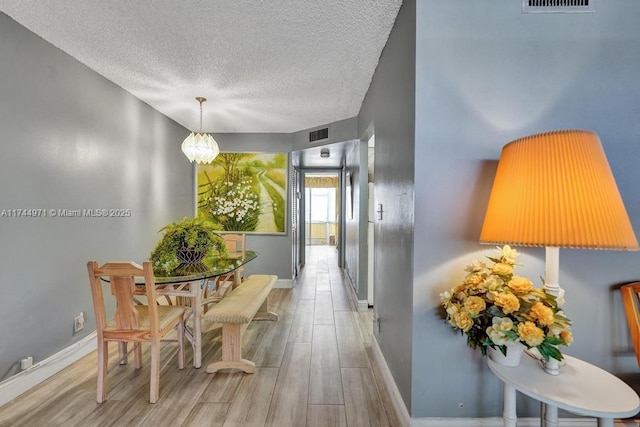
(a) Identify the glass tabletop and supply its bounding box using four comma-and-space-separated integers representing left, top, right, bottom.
150, 250, 258, 284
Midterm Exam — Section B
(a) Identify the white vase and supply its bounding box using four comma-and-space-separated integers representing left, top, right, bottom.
488, 342, 526, 367
543, 357, 560, 375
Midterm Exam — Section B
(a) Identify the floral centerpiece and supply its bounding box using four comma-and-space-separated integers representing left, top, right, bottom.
149, 217, 227, 276
440, 245, 572, 362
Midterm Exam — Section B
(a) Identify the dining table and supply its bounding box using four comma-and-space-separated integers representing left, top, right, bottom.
135, 250, 258, 368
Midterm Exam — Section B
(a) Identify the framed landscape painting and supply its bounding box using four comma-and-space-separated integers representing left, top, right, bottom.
196, 152, 288, 234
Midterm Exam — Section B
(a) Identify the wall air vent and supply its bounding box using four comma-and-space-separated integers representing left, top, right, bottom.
523, 0, 594, 13
309, 127, 329, 143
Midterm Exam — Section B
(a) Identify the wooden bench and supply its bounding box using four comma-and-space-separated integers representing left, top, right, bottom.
202, 274, 278, 374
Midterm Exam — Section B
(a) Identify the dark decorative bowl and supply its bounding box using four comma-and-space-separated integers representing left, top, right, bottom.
176, 247, 206, 264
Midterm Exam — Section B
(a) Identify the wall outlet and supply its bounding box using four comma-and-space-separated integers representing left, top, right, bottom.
73, 312, 84, 333
20, 356, 33, 371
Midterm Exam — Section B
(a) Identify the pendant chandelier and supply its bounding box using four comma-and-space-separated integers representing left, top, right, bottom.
181, 97, 220, 164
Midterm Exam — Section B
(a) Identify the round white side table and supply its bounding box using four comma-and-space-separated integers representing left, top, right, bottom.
488, 353, 640, 427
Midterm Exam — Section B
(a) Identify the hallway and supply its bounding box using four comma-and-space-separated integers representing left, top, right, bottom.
0, 245, 399, 426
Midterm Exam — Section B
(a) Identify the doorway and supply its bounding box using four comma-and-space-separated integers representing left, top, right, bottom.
304, 173, 340, 247
295, 170, 344, 274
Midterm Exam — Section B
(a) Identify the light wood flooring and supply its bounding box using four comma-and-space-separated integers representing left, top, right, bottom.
0, 246, 400, 427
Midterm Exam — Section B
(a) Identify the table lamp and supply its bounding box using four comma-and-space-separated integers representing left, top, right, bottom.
480, 129, 638, 374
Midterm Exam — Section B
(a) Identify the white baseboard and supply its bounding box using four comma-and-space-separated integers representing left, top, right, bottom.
411, 419, 636, 426
274, 278, 293, 288
410, 418, 507, 427
0, 332, 97, 408
341, 273, 367, 311
371, 336, 411, 427
357, 299, 369, 311
411, 418, 597, 426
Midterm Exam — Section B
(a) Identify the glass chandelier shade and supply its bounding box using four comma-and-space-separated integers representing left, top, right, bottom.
181, 131, 220, 164
181, 97, 220, 164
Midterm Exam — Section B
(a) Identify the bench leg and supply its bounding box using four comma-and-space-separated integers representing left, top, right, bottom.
253, 298, 279, 321
206, 323, 256, 374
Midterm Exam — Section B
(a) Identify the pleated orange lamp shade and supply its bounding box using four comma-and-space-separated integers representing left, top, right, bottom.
480, 130, 638, 250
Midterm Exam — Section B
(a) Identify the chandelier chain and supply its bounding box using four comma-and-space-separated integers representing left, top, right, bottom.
195, 96, 207, 132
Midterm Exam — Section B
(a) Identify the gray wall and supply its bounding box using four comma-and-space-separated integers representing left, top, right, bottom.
344, 140, 369, 301
0, 13, 192, 380
411, 0, 640, 418
206, 133, 294, 280
357, 0, 416, 411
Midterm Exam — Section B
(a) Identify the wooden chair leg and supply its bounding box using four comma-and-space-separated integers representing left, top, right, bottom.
149, 339, 160, 404
134, 342, 142, 369
118, 342, 128, 365
177, 321, 185, 370
97, 340, 108, 403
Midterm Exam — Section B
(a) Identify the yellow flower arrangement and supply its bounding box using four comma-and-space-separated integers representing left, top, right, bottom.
440, 245, 572, 361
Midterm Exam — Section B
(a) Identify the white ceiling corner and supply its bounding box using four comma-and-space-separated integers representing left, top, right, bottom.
0, 0, 402, 134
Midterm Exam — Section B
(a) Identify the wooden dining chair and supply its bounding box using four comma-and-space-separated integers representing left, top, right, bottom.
223, 233, 246, 258
87, 261, 187, 403
222, 233, 246, 282
620, 281, 640, 367
202, 234, 247, 313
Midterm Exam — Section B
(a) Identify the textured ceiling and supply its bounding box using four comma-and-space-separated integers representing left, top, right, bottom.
0, 1, 401, 133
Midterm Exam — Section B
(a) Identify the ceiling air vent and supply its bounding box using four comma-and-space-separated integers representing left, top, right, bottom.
309, 127, 329, 143
523, 0, 594, 13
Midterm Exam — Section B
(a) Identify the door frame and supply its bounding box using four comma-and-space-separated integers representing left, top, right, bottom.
297, 168, 345, 270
